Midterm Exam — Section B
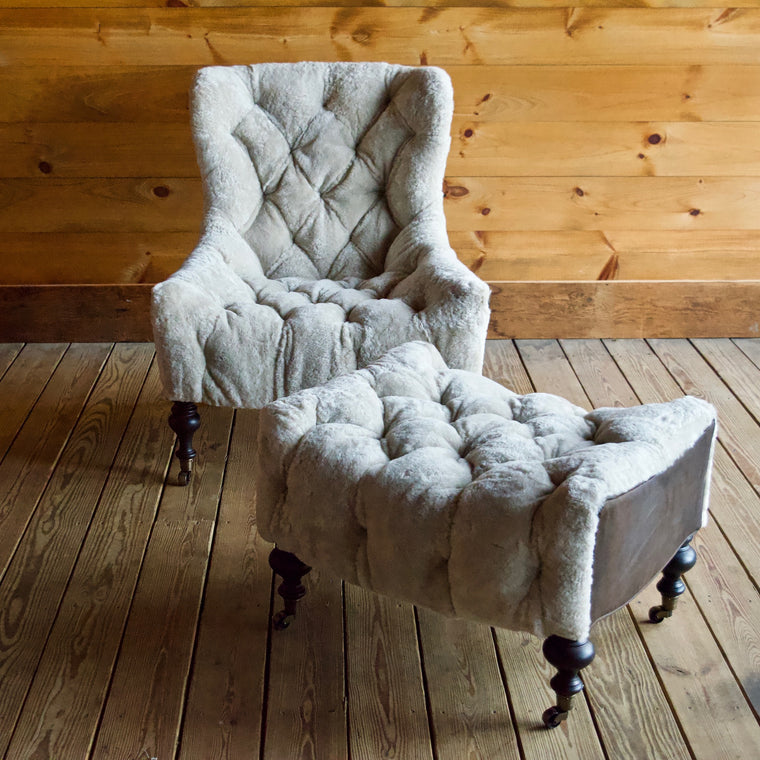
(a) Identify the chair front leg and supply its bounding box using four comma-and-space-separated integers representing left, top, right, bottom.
168, 401, 201, 486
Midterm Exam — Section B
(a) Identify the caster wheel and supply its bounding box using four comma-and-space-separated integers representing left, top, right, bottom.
273, 610, 294, 630
649, 605, 668, 624
542, 706, 567, 729
177, 470, 191, 486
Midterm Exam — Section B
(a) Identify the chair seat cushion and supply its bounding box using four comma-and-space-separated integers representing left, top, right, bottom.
255, 341, 717, 640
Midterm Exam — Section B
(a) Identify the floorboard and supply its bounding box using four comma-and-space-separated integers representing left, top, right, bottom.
90, 405, 233, 760
177, 410, 272, 760
416, 611, 521, 760
0, 343, 66, 462
0, 340, 757, 760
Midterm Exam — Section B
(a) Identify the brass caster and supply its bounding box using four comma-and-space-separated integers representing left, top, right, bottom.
649, 605, 672, 624
273, 610, 294, 631
542, 706, 568, 729
177, 470, 192, 486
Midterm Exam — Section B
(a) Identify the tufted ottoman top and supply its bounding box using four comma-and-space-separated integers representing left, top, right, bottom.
256, 341, 717, 640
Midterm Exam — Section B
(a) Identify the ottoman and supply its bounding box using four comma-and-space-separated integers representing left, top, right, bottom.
255, 341, 717, 727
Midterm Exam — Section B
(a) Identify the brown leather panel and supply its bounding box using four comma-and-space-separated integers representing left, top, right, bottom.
590, 423, 715, 624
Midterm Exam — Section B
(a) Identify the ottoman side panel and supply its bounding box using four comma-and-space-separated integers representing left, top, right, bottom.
590, 422, 716, 624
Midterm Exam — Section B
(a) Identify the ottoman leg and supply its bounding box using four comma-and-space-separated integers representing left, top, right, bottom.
649, 535, 697, 623
542, 636, 596, 728
269, 547, 312, 630
168, 401, 201, 486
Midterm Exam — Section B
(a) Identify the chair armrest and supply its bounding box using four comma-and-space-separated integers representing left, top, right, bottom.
151, 227, 267, 402
415, 252, 491, 372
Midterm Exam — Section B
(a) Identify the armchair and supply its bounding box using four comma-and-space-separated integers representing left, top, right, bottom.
152, 62, 491, 484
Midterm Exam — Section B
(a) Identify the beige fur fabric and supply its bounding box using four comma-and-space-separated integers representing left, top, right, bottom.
256, 341, 718, 641
152, 62, 491, 407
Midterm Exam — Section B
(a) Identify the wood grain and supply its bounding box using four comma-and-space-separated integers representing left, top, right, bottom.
733, 336, 760, 371
453, 230, 760, 282
10, 230, 760, 287
482, 338, 534, 392
587, 610, 692, 760
0, 285, 153, 342
6, 119, 760, 180
692, 338, 760, 425
4, 65, 760, 124
5, 176, 760, 235
4, 0, 760, 8
648, 339, 760, 487
90, 404, 233, 760
448, 121, 760, 177
416, 611, 520, 760
0, 338, 757, 757
263, 571, 348, 760
688, 520, 760, 716
0, 343, 66, 460
178, 409, 272, 760
603, 339, 760, 583
0, 66, 195, 123
345, 588, 433, 760
0, 122, 196, 179
0, 343, 111, 582
488, 281, 760, 339
444, 176, 760, 232
632, 580, 760, 759
600, 338, 760, 717
558, 336, 760, 748
3, 8, 760, 66
0, 178, 202, 233
0, 343, 151, 755
0, 344, 22, 378
1, 232, 195, 285
3, 362, 176, 760
450, 64, 760, 122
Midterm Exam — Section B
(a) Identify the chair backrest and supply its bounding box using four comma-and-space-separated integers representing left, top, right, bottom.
191, 62, 453, 281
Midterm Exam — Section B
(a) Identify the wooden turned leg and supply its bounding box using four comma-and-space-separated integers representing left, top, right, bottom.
168, 401, 201, 486
269, 547, 312, 630
542, 635, 596, 728
649, 535, 697, 623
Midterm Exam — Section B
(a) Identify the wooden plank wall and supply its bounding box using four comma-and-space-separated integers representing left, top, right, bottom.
1, 1, 760, 339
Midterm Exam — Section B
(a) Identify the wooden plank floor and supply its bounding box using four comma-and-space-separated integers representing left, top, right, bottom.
0, 340, 759, 760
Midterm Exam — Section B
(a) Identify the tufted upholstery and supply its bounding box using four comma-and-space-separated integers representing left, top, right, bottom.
256, 341, 718, 641
152, 62, 491, 408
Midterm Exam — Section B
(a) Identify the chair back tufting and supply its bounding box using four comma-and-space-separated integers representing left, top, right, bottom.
191, 62, 454, 281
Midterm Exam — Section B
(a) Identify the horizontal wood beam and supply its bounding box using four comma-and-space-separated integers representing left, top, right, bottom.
0, 285, 153, 342
489, 280, 760, 338
1, 281, 759, 342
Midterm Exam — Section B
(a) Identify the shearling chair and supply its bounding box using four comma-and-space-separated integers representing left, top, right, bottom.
152, 62, 491, 484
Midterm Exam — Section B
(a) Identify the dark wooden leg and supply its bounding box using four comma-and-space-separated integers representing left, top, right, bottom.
269, 547, 312, 630
542, 635, 596, 728
649, 534, 697, 623
168, 401, 201, 486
